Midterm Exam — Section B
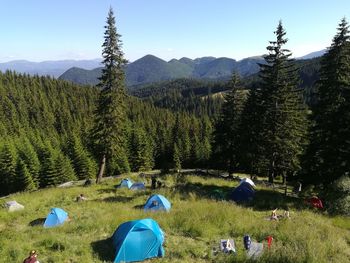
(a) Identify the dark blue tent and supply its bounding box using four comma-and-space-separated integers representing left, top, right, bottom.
230, 182, 255, 202
112, 218, 165, 263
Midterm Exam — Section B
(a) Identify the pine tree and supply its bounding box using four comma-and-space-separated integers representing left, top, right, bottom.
213, 73, 246, 174
92, 8, 129, 183
257, 21, 308, 183
38, 144, 58, 187
173, 143, 182, 172
71, 136, 96, 180
16, 159, 36, 192
239, 88, 266, 176
17, 138, 40, 188
54, 153, 77, 184
0, 142, 17, 195
129, 127, 154, 172
303, 18, 350, 184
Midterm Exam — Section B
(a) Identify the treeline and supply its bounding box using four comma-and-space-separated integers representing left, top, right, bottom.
131, 78, 225, 117
0, 71, 212, 196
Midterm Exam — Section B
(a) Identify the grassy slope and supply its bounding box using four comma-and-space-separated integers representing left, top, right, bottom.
0, 174, 349, 263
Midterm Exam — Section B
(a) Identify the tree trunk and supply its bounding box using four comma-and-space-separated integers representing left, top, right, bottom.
283, 171, 287, 196
268, 170, 274, 184
96, 154, 106, 184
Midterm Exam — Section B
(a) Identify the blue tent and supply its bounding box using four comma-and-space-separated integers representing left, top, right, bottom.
130, 182, 146, 190
112, 218, 165, 263
43, 208, 68, 228
230, 182, 255, 202
119, 178, 133, 189
144, 194, 171, 212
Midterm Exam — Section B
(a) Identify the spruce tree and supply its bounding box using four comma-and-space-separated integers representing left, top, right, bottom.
303, 18, 350, 184
173, 143, 182, 172
16, 159, 36, 192
38, 144, 58, 187
92, 8, 129, 183
213, 73, 245, 174
239, 88, 266, 176
71, 136, 96, 180
17, 138, 40, 188
0, 142, 17, 195
257, 21, 308, 183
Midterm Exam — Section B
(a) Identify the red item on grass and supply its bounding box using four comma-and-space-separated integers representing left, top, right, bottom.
306, 197, 324, 209
266, 236, 273, 249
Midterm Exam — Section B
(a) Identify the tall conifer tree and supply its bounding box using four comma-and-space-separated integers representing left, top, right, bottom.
303, 18, 350, 184
92, 8, 128, 183
213, 73, 245, 174
257, 21, 308, 183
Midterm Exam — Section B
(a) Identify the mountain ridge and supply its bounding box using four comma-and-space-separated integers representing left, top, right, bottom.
59, 54, 265, 86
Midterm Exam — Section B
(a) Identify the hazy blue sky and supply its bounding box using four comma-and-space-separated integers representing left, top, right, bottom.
1, 0, 349, 62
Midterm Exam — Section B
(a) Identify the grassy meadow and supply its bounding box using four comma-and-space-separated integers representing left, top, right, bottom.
0, 173, 349, 263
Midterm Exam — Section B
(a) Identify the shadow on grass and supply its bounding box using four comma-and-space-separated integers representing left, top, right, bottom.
91, 238, 114, 262
248, 189, 305, 211
133, 204, 144, 210
29, 217, 46, 227
101, 195, 134, 203
97, 188, 117, 194
175, 182, 305, 211
174, 182, 233, 200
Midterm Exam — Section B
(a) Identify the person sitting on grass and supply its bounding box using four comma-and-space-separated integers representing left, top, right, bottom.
270, 208, 279, 221
76, 193, 87, 202
23, 250, 40, 263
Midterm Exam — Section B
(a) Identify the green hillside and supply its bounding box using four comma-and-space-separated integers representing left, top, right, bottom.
1, 174, 349, 262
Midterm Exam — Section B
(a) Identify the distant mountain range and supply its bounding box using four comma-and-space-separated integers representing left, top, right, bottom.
59, 54, 266, 86
298, 49, 326, 60
0, 49, 325, 86
0, 59, 102, 77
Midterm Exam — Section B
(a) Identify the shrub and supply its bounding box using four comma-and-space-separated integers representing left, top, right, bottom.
324, 175, 350, 216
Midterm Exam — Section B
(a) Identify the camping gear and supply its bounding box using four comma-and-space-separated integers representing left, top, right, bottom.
230, 182, 255, 202
130, 182, 146, 190
266, 236, 273, 249
306, 197, 324, 209
247, 242, 264, 259
239, 178, 256, 187
43, 208, 68, 228
119, 178, 133, 189
243, 235, 251, 250
5, 200, 24, 212
220, 239, 236, 254
144, 194, 171, 212
111, 218, 165, 263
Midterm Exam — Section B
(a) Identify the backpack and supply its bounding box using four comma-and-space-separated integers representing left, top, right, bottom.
243, 235, 251, 250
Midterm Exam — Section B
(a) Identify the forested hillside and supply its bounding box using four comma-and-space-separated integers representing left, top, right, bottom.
0, 71, 212, 196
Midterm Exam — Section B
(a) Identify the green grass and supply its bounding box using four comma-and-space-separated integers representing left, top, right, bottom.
0, 174, 349, 263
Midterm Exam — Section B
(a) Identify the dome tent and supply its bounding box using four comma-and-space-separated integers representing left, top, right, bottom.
230, 182, 255, 202
144, 194, 171, 212
130, 182, 146, 190
112, 218, 165, 263
43, 208, 68, 228
119, 178, 133, 189
239, 178, 256, 187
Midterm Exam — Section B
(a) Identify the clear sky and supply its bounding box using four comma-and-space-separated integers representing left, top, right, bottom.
0, 0, 350, 62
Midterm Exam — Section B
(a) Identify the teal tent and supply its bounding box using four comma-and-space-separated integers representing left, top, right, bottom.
112, 218, 165, 263
43, 208, 68, 228
144, 194, 171, 212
